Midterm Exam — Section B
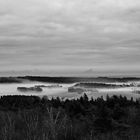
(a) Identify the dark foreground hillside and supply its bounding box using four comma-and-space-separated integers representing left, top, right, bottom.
0, 95, 140, 140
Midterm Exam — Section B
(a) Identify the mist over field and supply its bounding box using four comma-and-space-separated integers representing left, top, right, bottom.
0, 76, 140, 100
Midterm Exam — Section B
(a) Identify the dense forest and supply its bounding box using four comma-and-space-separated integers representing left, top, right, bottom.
19, 76, 140, 83
74, 82, 133, 88
0, 94, 140, 140
1, 76, 140, 84
0, 77, 22, 83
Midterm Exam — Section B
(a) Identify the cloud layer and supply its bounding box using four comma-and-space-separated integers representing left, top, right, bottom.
0, 0, 140, 76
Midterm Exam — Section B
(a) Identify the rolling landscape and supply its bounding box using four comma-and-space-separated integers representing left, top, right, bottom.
1, 0, 140, 139
0, 76, 140, 100
0, 76, 140, 140
0, 77, 140, 139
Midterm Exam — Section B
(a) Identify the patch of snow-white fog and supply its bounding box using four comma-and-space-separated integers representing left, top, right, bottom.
0, 81, 140, 100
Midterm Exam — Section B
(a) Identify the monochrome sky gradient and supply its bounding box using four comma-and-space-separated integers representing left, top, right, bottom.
0, 0, 140, 76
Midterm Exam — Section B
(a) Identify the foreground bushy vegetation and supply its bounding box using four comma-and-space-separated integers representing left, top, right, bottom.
0, 95, 140, 140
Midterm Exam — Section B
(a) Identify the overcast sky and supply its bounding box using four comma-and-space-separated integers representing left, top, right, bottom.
0, 0, 140, 76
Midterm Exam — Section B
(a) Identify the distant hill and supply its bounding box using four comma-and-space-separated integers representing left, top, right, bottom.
0, 76, 140, 84
0, 77, 22, 83
18, 76, 140, 83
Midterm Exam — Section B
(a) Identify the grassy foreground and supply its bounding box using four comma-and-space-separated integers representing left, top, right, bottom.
0, 95, 140, 140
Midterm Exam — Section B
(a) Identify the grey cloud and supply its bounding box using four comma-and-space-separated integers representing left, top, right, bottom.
0, 0, 140, 75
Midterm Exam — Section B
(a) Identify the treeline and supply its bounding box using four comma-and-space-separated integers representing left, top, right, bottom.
0, 95, 140, 140
1, 76, 140, 83
18, 76, 140, 83
75, 82, 133, 88
0, 77, 22, 83
18, 76, 96, 83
